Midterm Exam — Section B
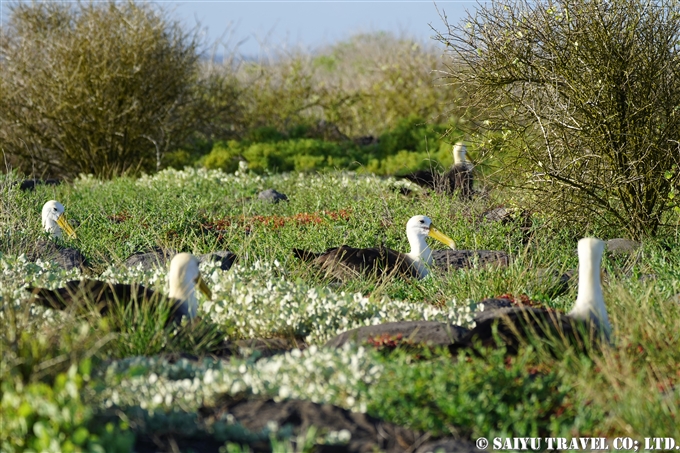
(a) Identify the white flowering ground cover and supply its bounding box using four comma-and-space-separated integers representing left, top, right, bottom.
2, 168, 680, 451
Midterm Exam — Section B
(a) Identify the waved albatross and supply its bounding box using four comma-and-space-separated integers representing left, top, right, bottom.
26, 253, 212, 326
449, 237, 611, 355
29, 200, 86, 271
42, 200, 77, 239
293, 215, 456, 281
402, 142, 474, 199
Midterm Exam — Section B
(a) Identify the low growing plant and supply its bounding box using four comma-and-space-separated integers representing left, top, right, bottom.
1, 360, 134, 453
367, 348, 602, 438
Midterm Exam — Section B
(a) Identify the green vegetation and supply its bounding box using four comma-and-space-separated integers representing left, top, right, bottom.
2, 0, 680, 449
1, 168, 679, 449
2, 361, 134, 453
436, 0, 680, 239
368, 349, 592, 438
200, 117, 461, 175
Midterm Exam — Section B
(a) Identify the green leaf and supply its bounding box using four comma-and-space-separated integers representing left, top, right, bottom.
72, 426, 90, 445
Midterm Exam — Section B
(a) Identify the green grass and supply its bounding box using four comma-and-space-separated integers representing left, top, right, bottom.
1, 168, 679, 451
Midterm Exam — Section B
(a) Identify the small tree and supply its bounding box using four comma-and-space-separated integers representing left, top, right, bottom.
436, 0, 680, 239
0, 1, 209, 178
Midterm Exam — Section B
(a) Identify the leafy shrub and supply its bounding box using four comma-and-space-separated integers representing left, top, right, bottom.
200, 117, 463, 175
1, 360, 134, 453
376, 116, 450, 158
202, 138, 366, 173
201, 140, 246, 174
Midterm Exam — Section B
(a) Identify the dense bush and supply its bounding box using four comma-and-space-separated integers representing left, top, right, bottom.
0, 0, 237, 179
436, 0, 680, 239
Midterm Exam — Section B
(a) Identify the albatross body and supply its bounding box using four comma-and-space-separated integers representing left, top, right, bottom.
26, 253, 211, 326
293, 215, 455, 281
449, 238, 611, 355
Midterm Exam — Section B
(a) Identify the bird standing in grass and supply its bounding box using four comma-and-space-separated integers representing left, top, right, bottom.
26, 253, 212, 326
449, 237, 611, 355
293, 215, 456, 281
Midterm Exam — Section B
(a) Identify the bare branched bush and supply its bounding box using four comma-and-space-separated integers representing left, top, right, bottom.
0, 0, 219, 178
225, 32, 460, 138
436, 0, 680, 239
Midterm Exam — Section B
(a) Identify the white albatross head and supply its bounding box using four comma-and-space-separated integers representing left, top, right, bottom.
42, 200, 77, 239
405, 215, 456, 277
453, 142, 468, 166
568, 237, 611, 336
167, 253, 212, 319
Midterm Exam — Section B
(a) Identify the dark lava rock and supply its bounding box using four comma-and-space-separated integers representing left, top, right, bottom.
216, 337, 307, 359
198, 250, 237, 271
135, 397, 479, 452
29, 240, 88, 271
431, 249, 510, 271
354, 135, 378, 146
401, 169, 440, 192
149, 397, 474, 453
472, 298, 516, 323
324, 321, 469, 349
481, 207, 533, 243
606, 238, 641, 256
533, 268, 576, 298
473, 297, 514, 313
123, 246, 177, 271
482, 206, 513, 223
18, 178, 61, 191
257, 189, 289, 203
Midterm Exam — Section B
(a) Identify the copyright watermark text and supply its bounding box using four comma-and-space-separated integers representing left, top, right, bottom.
474, 437, 679, 451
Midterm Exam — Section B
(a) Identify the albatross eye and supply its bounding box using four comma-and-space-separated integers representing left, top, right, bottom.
53, 207, 58, 211
419, 219, 425, 224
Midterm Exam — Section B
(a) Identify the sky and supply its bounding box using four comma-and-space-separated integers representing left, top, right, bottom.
0, 1, 479, 57
147, 1, 478, 57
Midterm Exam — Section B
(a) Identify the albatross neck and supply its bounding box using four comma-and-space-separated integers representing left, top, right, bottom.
43, 219, 62, 238
570, 244, 611, 333
453, 149, 467, 166
406, 232, 432, 265
168, 282, 198, 319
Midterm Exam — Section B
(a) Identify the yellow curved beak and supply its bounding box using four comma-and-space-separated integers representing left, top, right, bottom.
428, 225, 456, 250
196, 273, 212, 300
56, 214, 77, 239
